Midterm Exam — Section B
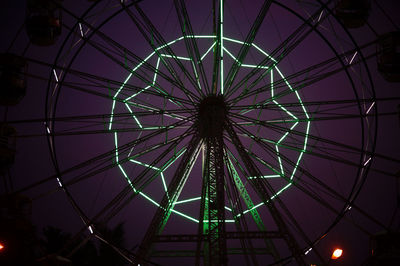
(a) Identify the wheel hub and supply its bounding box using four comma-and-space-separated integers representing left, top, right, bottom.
198, 95, 227, 138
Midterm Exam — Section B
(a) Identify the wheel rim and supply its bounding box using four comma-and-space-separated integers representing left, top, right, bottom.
42, 1, 379, 264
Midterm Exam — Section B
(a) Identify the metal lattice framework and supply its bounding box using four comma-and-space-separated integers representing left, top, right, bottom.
3, 0, 400, 265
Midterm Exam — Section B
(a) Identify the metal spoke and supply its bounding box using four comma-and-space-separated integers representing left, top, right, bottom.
224, 149, 280, 261
229, 111, 400, 166
230, 121, 390, 232
121, 1, 202, 102
136, 133, 202, 263
229, 42, 377, 107
224, 0, 273, 94
14, 116, 195, 195
10, 1, 397, 265
224, 1, 330, 99
225, 121, 307, 265
55, 2, 195, 109
174, 0, 210, 95
61, 21, 197, 112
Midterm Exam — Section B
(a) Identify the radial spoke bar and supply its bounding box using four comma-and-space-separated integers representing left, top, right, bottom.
231, 122, 389, 232
209, 0, 222, 95
55, 2, 194, 109
230, 48, 377, 107
14, 115, 195, 196
225, 151, 280, 261
63, 133, 192, 251
224, 0, 273, 94
136, 133, 202, 264
225, 121, 307, 265
223, 158, 257, 266
230, 109, 397, 124
227, 122, 329, 264
230, 112, 400, 166
60, 22, 197, 114
99, 135, 193, 225
174, 0, 210, 95
24, 56, 194, 109
224, 2, 329, 99
122, 2, 201, 102
231, 96, 396, 111
219, 0, 224, 95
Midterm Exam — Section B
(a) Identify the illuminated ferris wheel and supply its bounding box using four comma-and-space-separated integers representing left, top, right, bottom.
1, 0, 400, 265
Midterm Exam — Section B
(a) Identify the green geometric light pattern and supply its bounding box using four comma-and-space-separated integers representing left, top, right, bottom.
109, 35, 310, 224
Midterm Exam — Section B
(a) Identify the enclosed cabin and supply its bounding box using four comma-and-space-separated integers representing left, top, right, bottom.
0, 124, 17, 172
0, 53, 27, 106
367, 231, 400, 265
26, 0, 62, 46
377, 31, 400, 82
334, 0, 371, 28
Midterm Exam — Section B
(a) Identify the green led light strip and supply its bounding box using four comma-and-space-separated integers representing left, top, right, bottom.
110, 35, 310, 224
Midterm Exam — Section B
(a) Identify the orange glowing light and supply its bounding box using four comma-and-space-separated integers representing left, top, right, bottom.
0, 243, 4, 251
331, 248, 343, 259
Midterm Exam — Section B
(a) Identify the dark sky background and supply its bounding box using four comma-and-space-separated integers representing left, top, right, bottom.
1, 0, 400, 265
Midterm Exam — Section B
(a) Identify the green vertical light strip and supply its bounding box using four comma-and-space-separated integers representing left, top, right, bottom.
192, 59, 202, 90
202, 144, 210, 231
109, 73, 132, 130
114, 132, 136, 192
226, 155, 264, 226
271, 70, 284, 176
275, 65, 310, 181
220, 0, 224, 94
227, 153, 280, 258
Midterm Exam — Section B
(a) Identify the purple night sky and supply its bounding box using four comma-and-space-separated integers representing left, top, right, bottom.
1, 0, 400, 265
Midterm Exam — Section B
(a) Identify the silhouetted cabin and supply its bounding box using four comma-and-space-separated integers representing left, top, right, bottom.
334, 0, 370, 28
0, 124, 17, 172
0, 53, 27, 106
26, 0, 62, 46
377, 31, 400, 82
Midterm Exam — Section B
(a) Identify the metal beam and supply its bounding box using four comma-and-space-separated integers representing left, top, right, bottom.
225, 153, 280, 261
154, 231, 282, 242
202, 136, 227, 265
224, 0, 273, 92
225, 121, 307, 265
152, 248, 274, 257
136, 133, 202, 263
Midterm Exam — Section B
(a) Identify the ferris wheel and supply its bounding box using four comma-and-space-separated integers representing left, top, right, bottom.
1, 0, 400, 265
